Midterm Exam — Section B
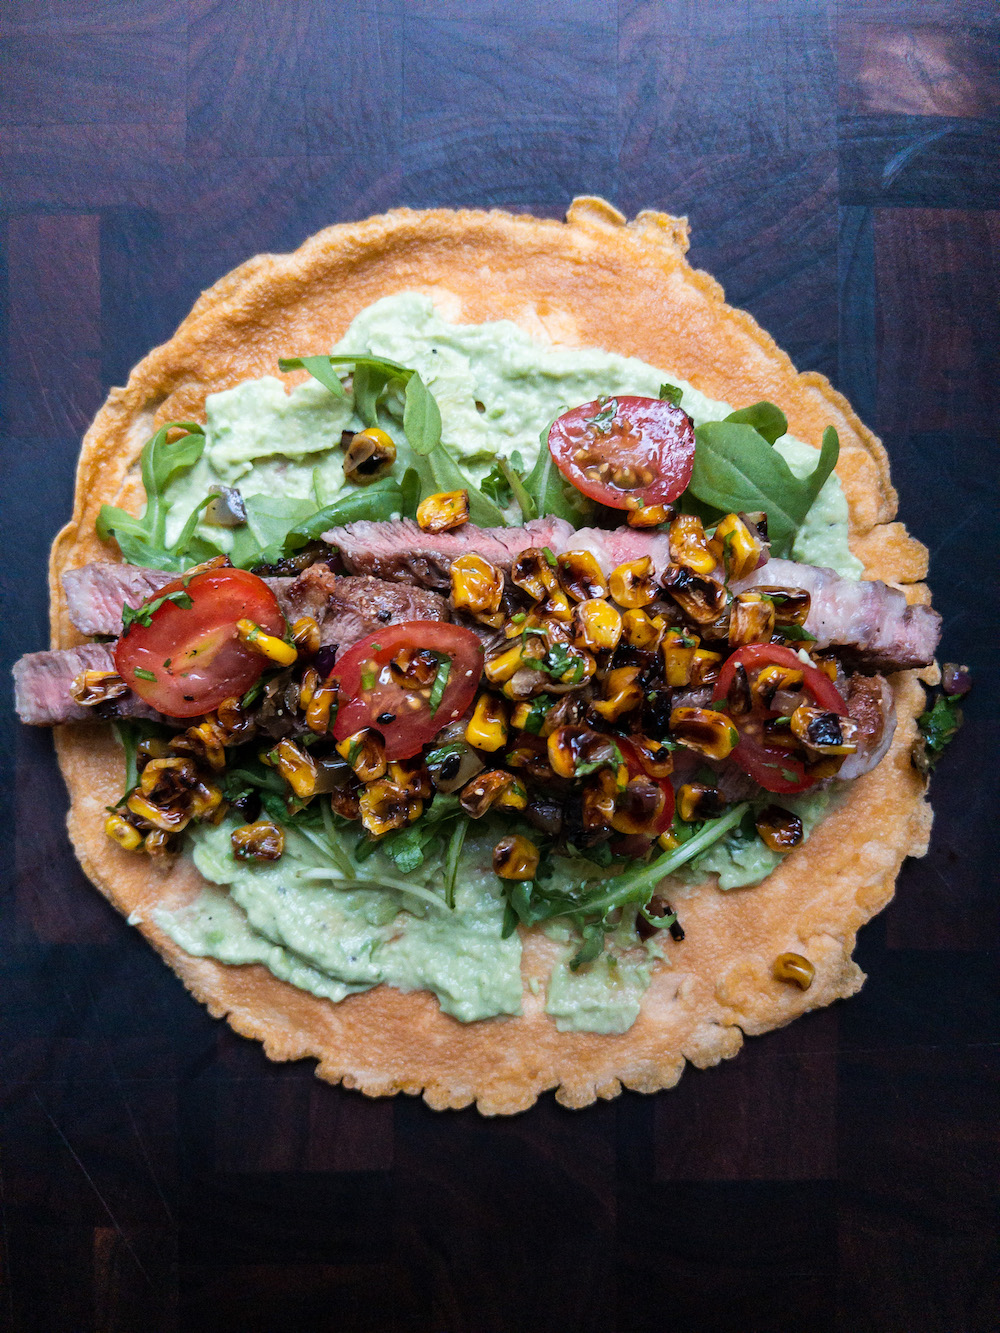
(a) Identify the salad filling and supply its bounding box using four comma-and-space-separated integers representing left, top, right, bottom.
14, 295, 944, 1034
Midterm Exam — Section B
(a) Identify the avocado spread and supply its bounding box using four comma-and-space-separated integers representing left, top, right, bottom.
154, 293, 861, 1033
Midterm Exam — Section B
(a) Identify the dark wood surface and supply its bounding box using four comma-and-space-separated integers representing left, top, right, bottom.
2, 3, 998, 1330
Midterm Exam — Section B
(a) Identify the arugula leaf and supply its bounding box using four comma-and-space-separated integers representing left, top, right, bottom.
402, 371, 443, 456
96, 422, 206, 569
404, 439, 507, 527
110, 719, 171, 799
522, 418, 593, 528
724, 400, 787, 445
688, 421, 839, 556
443, 817, 468, 910
570, 921, 607, 970
658, 382, 683, 407
917, 693, 964, 762
398, 466, 421, 519
121, 587, 193, 632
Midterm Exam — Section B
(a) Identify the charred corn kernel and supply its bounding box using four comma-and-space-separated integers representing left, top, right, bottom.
271, 737, 319, 798
189, 782, 224, 820
544, 590, 574, 625
557, 549, 607, 601
669, 706, 739, 760
492, 833, 540, 880
755, 804, 804, 853
627, 503, 672, 528
657, 829, 681, 851
484, 642, 528, 684
572, 598, 623, 651
790, 705, 859, 754
728, 592, 776, 648
389, 646, 439, 688
676, 782, 726, 822
660, 627, 699, 686
359, 779, 424, 836
547, 725, 621, 780
752, 663, 804, 710
621, 608, 663, 651
305, 681, 337, 734
387, 759, 433, 799
661, 563, 727, 624
669, 513, 716, 575
690, 648, 723, 687
343, 426, 396, 484
104, 812, 143, 851
773, 952, 814, 990
581, 780, 617, 830
591, 666, 643, 721
460, 769, 526, 818
609, 556, 658, 608
511, 548, 560, 601
290, 615, 321, 654
214, 696, 252, 742
628, 735, 675, 779
335, 729, 387, 782
144, 830, 176, 857
237, 618, 298, 667
70, 669, 129, 706
754, 585, 811, 627
231, 820, 285, 861
450, 552, 504, 616
137, 736, 170, 763
465, 693, 509, 752
183, 719, 228, 769
609, 774, 668, 836
126, 791, 191, 833
496, 777, 528, 811
416, 489, 469, 533
139, 756, 197, 799
712, 512, 766, 582
813, 654, 838, 682
298, 666, 319, 710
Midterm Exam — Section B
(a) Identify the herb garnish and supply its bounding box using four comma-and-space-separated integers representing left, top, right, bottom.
122, 588, 193, 632
916, 693, 964, 767
585, 396, 618, 434
658, 382, 683, 406
428, 655, 451, 715
133, 668, 157, 682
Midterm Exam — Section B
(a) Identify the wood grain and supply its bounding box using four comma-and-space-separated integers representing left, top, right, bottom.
1, 2, 997, 1330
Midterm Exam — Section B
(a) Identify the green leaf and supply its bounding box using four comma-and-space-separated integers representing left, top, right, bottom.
352, 363, 395, 428
96, 421, 206, 569
917, 693, 964, 761
398, 466, 421, 519
688, 421, 839, 556
402, 372, 443, 456
522, 418, 592, 528
443, 817, 468, 910
724, 400, 787, 445
584, 396, 618, 434
570, 921, 607, 970
121, 587, 193, 632
658, 382, 683, 407
277, 355, 347, 399
405, 440, 507, 527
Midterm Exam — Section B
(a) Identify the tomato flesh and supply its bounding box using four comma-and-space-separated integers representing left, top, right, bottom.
115, 567, 286, 718
713, 644, 847, 794
332, 622, 485, 761
548, 395, 695, 510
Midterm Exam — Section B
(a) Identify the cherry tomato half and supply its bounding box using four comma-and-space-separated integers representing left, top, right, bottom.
713, 644, 847, 794
115, 567, 286, 718
332, 622, 485, 761
548, 395, 696, 510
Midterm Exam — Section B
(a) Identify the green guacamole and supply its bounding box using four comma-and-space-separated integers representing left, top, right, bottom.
155, 293, 861, 1033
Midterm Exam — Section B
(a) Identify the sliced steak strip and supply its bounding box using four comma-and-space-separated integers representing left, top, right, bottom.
62, 563, 177, 635
13, 643, 167, 726
838, 673, 897, 781
280, 567, 450, 645
328, 516, 576, 589
734, 558, 941, 671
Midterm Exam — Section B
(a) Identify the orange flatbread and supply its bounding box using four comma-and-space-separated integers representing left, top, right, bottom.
48, 199, 932, 1114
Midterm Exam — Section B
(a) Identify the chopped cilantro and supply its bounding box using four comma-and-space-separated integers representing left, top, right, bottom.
916, 693, 964, 766
658, 383, 683, 407
121, 588, 193, 632
428, 655, 451, 716
584, 396, 618, 434
133, 667, 157, 682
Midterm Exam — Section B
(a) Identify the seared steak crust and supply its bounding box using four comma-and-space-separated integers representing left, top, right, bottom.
281, 567, 450, 645
734, 558, 940, 670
